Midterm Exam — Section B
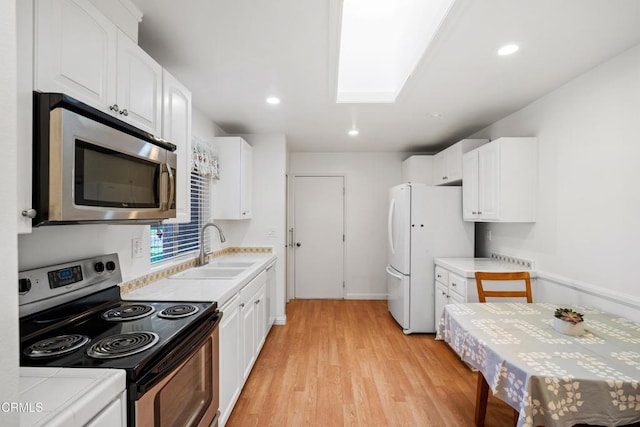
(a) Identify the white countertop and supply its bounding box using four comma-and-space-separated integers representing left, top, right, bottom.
434, 257, 536, 278
19, 367, 126, 427
123, 252, 276, 306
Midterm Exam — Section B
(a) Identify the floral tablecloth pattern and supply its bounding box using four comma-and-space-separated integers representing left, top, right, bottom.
436, 303, 640, 427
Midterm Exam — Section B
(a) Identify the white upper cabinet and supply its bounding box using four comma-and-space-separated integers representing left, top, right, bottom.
116, 30, 162, 135
35, 0, 162, 135
462, 137, 537, 222
35, 0, 117, 111
401, 155, 433, 185
213, 137, 253, 220
162, 69, 192, 224
433, 139, 489, 185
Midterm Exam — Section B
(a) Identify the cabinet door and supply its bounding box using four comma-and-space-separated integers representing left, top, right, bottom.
434, 281, 449, 329
116, 30, 162, 135
35, 0, 117, 111
219, 295, 241, 427
162, 70, 192, 224
240, 296, 256, 382
240, 140, 253, 218
478, 144, 500, 220
85, 393, 126, 427
462, 150, 479, 220
253, 284, 267, 354
433, 151, 447, 184
446, 143, 463, 183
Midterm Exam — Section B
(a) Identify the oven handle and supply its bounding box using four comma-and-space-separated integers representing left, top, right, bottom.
136, 311, 222, 397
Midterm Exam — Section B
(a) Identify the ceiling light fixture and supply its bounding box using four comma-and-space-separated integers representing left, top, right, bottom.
266, 96, 280, 105
337, 0, 455, 104
497, 44, 519, 56
348, 129, 359, 136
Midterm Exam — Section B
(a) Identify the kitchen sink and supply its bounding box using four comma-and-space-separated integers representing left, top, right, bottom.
170, 267, 246, 280
206, 261, 254, 268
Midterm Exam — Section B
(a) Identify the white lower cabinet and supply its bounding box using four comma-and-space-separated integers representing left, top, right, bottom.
219, 268, 269, 426
86, 391, 126, 427
434, 269, 467, 326
219, 294, 241, 427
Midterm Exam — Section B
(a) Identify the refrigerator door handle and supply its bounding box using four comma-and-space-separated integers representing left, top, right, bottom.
388, 199, 396, 255
385, 265, 403, 280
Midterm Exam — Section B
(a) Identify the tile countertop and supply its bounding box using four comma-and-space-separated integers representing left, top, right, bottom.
122, 252, 276, 306
19, 367, 126, 427
434, 257, 537, 278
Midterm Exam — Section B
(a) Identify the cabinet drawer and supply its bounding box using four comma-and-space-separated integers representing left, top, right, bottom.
449, 291, 465, 304
448, 273, 466, 299
435, 266, 448, 285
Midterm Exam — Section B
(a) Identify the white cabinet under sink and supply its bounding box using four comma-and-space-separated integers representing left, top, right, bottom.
219, 294, 241, 427
462, 137, 537, 222
219, 267, 270, 426
213, 137, 253, 220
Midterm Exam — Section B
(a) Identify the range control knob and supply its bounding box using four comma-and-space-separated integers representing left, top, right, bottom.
19, 278, 31, 294
94, 262, 105, 273
105, 261, 116, 272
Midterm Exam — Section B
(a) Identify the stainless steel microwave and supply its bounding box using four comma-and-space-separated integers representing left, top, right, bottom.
32, 92, 177, 226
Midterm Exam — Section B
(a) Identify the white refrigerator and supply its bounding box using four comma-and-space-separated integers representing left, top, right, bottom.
386, 183, 474, 334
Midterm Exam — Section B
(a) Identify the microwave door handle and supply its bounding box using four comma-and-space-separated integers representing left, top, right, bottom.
158, 164, 168, 211
166, 163, 175, 211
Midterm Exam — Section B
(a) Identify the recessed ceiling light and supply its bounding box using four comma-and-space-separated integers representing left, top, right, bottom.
348, 129, 359, 136
497, 44, 519, 56
266, 96, 280, 105
432, 113, 441, 118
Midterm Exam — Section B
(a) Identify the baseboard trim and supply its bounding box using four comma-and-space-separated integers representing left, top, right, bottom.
344, 293, 388, 300
272, 315, 287, 325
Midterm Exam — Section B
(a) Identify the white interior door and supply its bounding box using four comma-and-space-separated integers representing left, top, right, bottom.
293, 176, 344, 299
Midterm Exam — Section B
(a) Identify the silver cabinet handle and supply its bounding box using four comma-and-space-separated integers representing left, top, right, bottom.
478, 211, 482, 214
436, 274, 442, 278
239, 303, 245, 308
119, 108, 129, 116
109, 104, 119, 112
442, 176, 448, 180
471, 211, 477, 215
242, 211, 247, 215
255, 299, 260, 305
21, 209, 37, 219
451, 282, 457, 287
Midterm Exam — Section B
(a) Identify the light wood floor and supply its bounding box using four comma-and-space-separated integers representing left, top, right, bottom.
226, 299, 514, 426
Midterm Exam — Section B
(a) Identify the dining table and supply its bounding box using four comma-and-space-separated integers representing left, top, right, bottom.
436, 302, 640, 427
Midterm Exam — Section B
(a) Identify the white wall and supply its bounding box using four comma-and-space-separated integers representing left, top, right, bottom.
471, 43, 640, 319
0, 0, 20, 421
288, 152, 404, 299
216, 134, 288, 323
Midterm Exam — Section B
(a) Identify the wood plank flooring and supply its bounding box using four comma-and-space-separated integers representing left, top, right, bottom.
226, 299, 514, 426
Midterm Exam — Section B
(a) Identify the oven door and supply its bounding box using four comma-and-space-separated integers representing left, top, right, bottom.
135, 314, 220, 427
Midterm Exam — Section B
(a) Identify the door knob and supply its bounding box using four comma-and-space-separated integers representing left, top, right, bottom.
296, 242, 301, 247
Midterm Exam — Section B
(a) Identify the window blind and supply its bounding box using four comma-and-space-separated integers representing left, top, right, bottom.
150, 171, 210, 263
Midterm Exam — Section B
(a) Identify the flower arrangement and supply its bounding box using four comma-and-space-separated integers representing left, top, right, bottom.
554, 308, 584, 325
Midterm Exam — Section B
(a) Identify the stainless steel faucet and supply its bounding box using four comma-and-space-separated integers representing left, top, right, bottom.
198, 222, 226, 266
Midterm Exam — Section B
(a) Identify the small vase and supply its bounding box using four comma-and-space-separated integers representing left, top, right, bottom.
553, 317, 585, 336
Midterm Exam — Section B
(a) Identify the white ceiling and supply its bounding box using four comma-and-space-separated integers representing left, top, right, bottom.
131, 0, 640, 152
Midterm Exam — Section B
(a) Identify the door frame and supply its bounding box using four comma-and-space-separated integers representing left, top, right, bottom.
287, 173, 347, 300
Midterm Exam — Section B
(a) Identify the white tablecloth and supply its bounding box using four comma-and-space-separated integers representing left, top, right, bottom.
436, 303, 640, 427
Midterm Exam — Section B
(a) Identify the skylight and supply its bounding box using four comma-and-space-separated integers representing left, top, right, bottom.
336, 0, 455, 103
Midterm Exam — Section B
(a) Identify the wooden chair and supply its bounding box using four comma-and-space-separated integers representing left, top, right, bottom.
474, 271, 532, 303
473, 271, 532, 427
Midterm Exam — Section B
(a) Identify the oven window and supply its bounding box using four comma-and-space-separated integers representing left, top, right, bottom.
75, 140, 159, 208
155, 338, 213, 427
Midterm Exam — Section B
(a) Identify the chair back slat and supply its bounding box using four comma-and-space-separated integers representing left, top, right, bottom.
474, 271, 532, 303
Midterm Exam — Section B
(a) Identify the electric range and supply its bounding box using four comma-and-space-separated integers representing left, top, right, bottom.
18, 254, 222, 426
